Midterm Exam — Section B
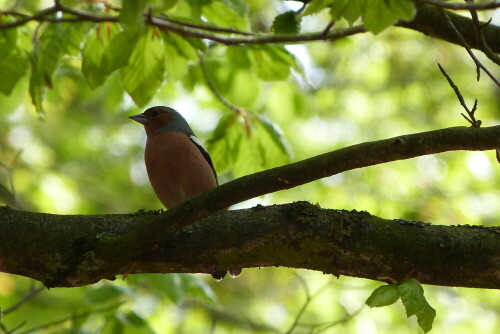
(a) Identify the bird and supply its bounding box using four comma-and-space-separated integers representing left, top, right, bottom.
129, 106, 241, 279
129, 106, 218, 209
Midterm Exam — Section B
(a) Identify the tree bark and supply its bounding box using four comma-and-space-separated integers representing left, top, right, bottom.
125, 125, 500, 257
1, 126, 499, 288
398, 6, 500, 53
0, 202, 498, 289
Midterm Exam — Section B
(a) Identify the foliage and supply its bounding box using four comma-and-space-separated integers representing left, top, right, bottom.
0, 0, 499, 333
366, 279, 436, 333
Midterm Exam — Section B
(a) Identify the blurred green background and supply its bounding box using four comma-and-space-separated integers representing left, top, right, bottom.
0, 0, 499, 333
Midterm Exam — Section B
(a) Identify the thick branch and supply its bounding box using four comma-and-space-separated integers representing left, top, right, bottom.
410, 0, 500, 11
127, 125, 500, 257
398, 5, 500, 53
0, 203, 498, 289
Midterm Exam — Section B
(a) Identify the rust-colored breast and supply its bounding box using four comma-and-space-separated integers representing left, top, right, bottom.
144, 132, 217, 209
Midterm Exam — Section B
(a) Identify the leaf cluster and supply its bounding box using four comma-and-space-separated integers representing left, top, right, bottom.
366, 279, 436, 333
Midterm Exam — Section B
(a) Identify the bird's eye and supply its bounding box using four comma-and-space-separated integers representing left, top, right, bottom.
151, 109, 160, 117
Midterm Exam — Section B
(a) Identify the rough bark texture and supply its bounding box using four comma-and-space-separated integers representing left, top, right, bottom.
126, 125, 500, 258
399, 5, 500, 53
1, 126, 499, 289
0, 203, 499, 289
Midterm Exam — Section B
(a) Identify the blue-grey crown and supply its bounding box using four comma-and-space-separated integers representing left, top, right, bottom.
146, 106, 195, 136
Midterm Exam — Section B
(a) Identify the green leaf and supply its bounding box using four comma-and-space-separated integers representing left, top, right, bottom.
228, 70, 260, 107
29, 64, 43, 113
181, 64, 203, 91
82, 29, 107, 89
206, 113, 242, 173
144, 274, 184, 302
363, 0, 415, 34
37, 24, 66, 81
399, 279, 436, 333
331, 0, 364, 25
64, 21, 94, 55
151, 0, 180, 12
0, 51, 27, 95
121, 29, 165, 107
163, 32, 198, 61
366, 284, 400, 307
82, 24, 125, 88
207, 112, 290, 176
220, 0, 249, 16
143, 274, 216, 303
399, 279, 424, 316
120, 0, 150, 30
272, 11, 301, 34
254, 114, 293, 158
102, 30, 140, 75
417, 305, 437, 333
0, 18, 17, 60
207, 112, 236, 144
186, 0, 212, 7
116, 311, 154, 332
202, 1, 248, 31
185, 37, 207, 52
304, 0, 333, 16
102, 317, 123, 334
227, 46, 251, 69
163, 44, 189, 79
29, 23, 67, 113
248, 45, 295, 81
84, 284, 126, 304
179, 274, 217, 303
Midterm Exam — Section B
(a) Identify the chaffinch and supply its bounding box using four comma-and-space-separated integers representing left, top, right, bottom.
129, 106, 218, 209
130, 106, 241, 279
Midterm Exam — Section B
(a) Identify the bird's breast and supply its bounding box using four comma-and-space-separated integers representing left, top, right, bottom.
144, 132, 217, 209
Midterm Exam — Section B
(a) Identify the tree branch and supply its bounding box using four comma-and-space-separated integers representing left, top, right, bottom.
437, 63, 481, 127
149, 15, 366, 45
0, 203, 498, 289
410, 0, 500, 10
440, 8, 500, 87
0, 126, 499, 288
397, 5, 500, 53
127, 125, 500, 257
1, 4, 499, 52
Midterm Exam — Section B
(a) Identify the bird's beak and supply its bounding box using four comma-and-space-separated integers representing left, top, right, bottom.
129, 113, 149, 124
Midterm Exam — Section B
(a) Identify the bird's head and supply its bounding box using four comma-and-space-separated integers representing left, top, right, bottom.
129, 106, 195, 137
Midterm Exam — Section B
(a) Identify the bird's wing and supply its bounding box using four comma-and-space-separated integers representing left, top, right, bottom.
188, 135, 218, 185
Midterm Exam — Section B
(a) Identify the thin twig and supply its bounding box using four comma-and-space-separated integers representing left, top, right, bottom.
440, 9, 500, 87
285, 274, 333, 334
311, 306, 364, 334
321, 21, 335, 38
198, 53, 245, 114
3, 286, 45, 315
0, 11, 30, 18
182, 299, 281, 333
411, 0, 500, 10
159, 14, 254, 36
16, 302, 123, 334
0, 6, 59, 29
438, 63, 481, 127
151, 16, 366, 46
198, 52, 253, 136
0, 322, 11, 334
5, 320, 27, 334
467, 2, 500, 66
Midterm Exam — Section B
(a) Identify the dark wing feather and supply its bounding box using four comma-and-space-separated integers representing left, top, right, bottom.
188, 135, 218, 185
